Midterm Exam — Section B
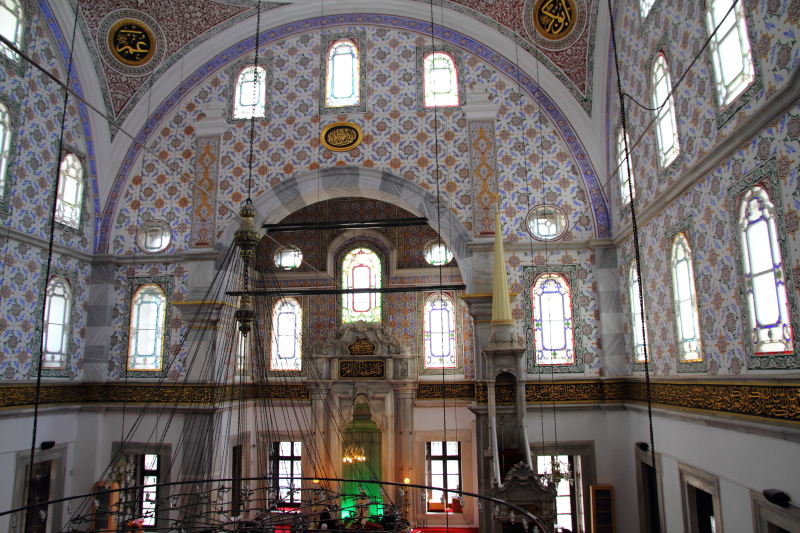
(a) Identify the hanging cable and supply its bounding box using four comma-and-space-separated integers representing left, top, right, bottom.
28, 0, 79, 512
607, 0, 661, 531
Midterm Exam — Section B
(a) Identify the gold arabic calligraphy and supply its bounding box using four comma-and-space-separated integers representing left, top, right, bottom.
325, 127, 359, 148
109, 21, 154, 66
535, 0, 575, 39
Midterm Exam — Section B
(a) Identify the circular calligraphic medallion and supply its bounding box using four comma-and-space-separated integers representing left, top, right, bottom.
98, 10, 165, 75
321, 122, 363, 152
108, 19, 155, 67
523, 0, 586, 51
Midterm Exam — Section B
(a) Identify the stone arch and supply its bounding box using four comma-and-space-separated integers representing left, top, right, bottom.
220, 166, 476, 290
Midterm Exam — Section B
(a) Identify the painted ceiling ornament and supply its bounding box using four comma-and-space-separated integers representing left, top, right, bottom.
321, 122, 363, 152
98, 10, 165, 75
523, 0, 587, 51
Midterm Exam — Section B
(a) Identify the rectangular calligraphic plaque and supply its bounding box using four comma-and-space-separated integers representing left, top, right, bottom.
339, 360, 385, 379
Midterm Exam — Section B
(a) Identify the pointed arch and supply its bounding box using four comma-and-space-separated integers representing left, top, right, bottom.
651, 53, 679, 169
423, 52, 459, 108
738, 186, 793, 354
43, 276, 72, 370
326, 39, 360, 108
341, 247, 382, 323
128, 284, 167, 371
55, 153, 84, 229
233, 65, 268, 119
670, 233, 702, 362
531, 273, 575, 365
271, 297, 302, 371
424, 293, 457, 368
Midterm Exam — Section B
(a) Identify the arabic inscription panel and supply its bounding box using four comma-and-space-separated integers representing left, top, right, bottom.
523, 0, 587, 51
98, 10, 165, 75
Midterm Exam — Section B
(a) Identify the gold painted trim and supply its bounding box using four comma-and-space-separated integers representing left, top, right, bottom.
320, 122, 363, 152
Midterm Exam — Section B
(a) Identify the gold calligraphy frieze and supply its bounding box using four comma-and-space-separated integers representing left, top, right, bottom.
108, 19, 156, 67
339, 360, 385, 379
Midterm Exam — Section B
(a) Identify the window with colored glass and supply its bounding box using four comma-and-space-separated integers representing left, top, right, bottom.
532, 273, 575, 365
738, 186, 793, 354
424, 294, 457, 369
341, 247, 382, 323
326, 40, 360, 107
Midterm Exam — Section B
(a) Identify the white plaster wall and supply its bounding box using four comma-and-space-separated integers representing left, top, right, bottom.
628, 408, 800, 532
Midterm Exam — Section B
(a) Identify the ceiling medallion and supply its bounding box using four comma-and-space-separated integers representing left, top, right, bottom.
524, 0, 587, 51
321, 122, 363, 152
108, 19, 156, 67
98, 10, 165, 75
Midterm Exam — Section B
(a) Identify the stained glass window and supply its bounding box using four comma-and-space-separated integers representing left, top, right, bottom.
423, 52, 459, 108
0, 102, 10, 200
618, 129, 635, 206
42, 276, 71, 369
629, 261, 649, 362
707, 0, 754, 107
424, 294, 457, 369
532, 274, 574, 365
234, 65, 267, 119
55, 153, 83, 229
129, 284, 167, 371
271, 298, 302, 371
739, 186, 793, 354
342, 247, 382, 323
0, 0, 23, 61
671, 234, 702, 361
652, 54, 679, 168
326, 39, 360, 107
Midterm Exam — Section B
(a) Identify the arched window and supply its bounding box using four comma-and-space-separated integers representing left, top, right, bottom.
0, 0, 23, 60
639, 0, 655, 18
670, 234, 702, 361
706, 0, 754, 107
617, 129, 635, 206
739, 186, 793, 354
341, 247, 382, 323
651, 54, 679, 168
42, 276, 71, 369
271, 298, 302, 371
129, 284, 167, 371
236, 330, 251, 374
0, 102, 10, 200
326, 39, 360, 108
55, 153, 83, 229
423, 294, 457, 369
233, 65, 267, 119
423, 52, 459, 108
531, 274, 574, 365
629, 262, 649, 362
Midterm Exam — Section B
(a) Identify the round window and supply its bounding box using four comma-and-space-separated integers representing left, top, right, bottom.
274, 245, 303, 270
526, 205, 568, 241
424, 240, 454, 266
136, 219, 171, 253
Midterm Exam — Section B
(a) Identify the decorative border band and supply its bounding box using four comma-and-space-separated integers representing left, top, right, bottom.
4, 380, 796, 424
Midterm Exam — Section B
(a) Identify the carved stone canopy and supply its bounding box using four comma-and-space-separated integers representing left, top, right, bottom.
321, 320, 408, 357
492, 462, 557, 530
